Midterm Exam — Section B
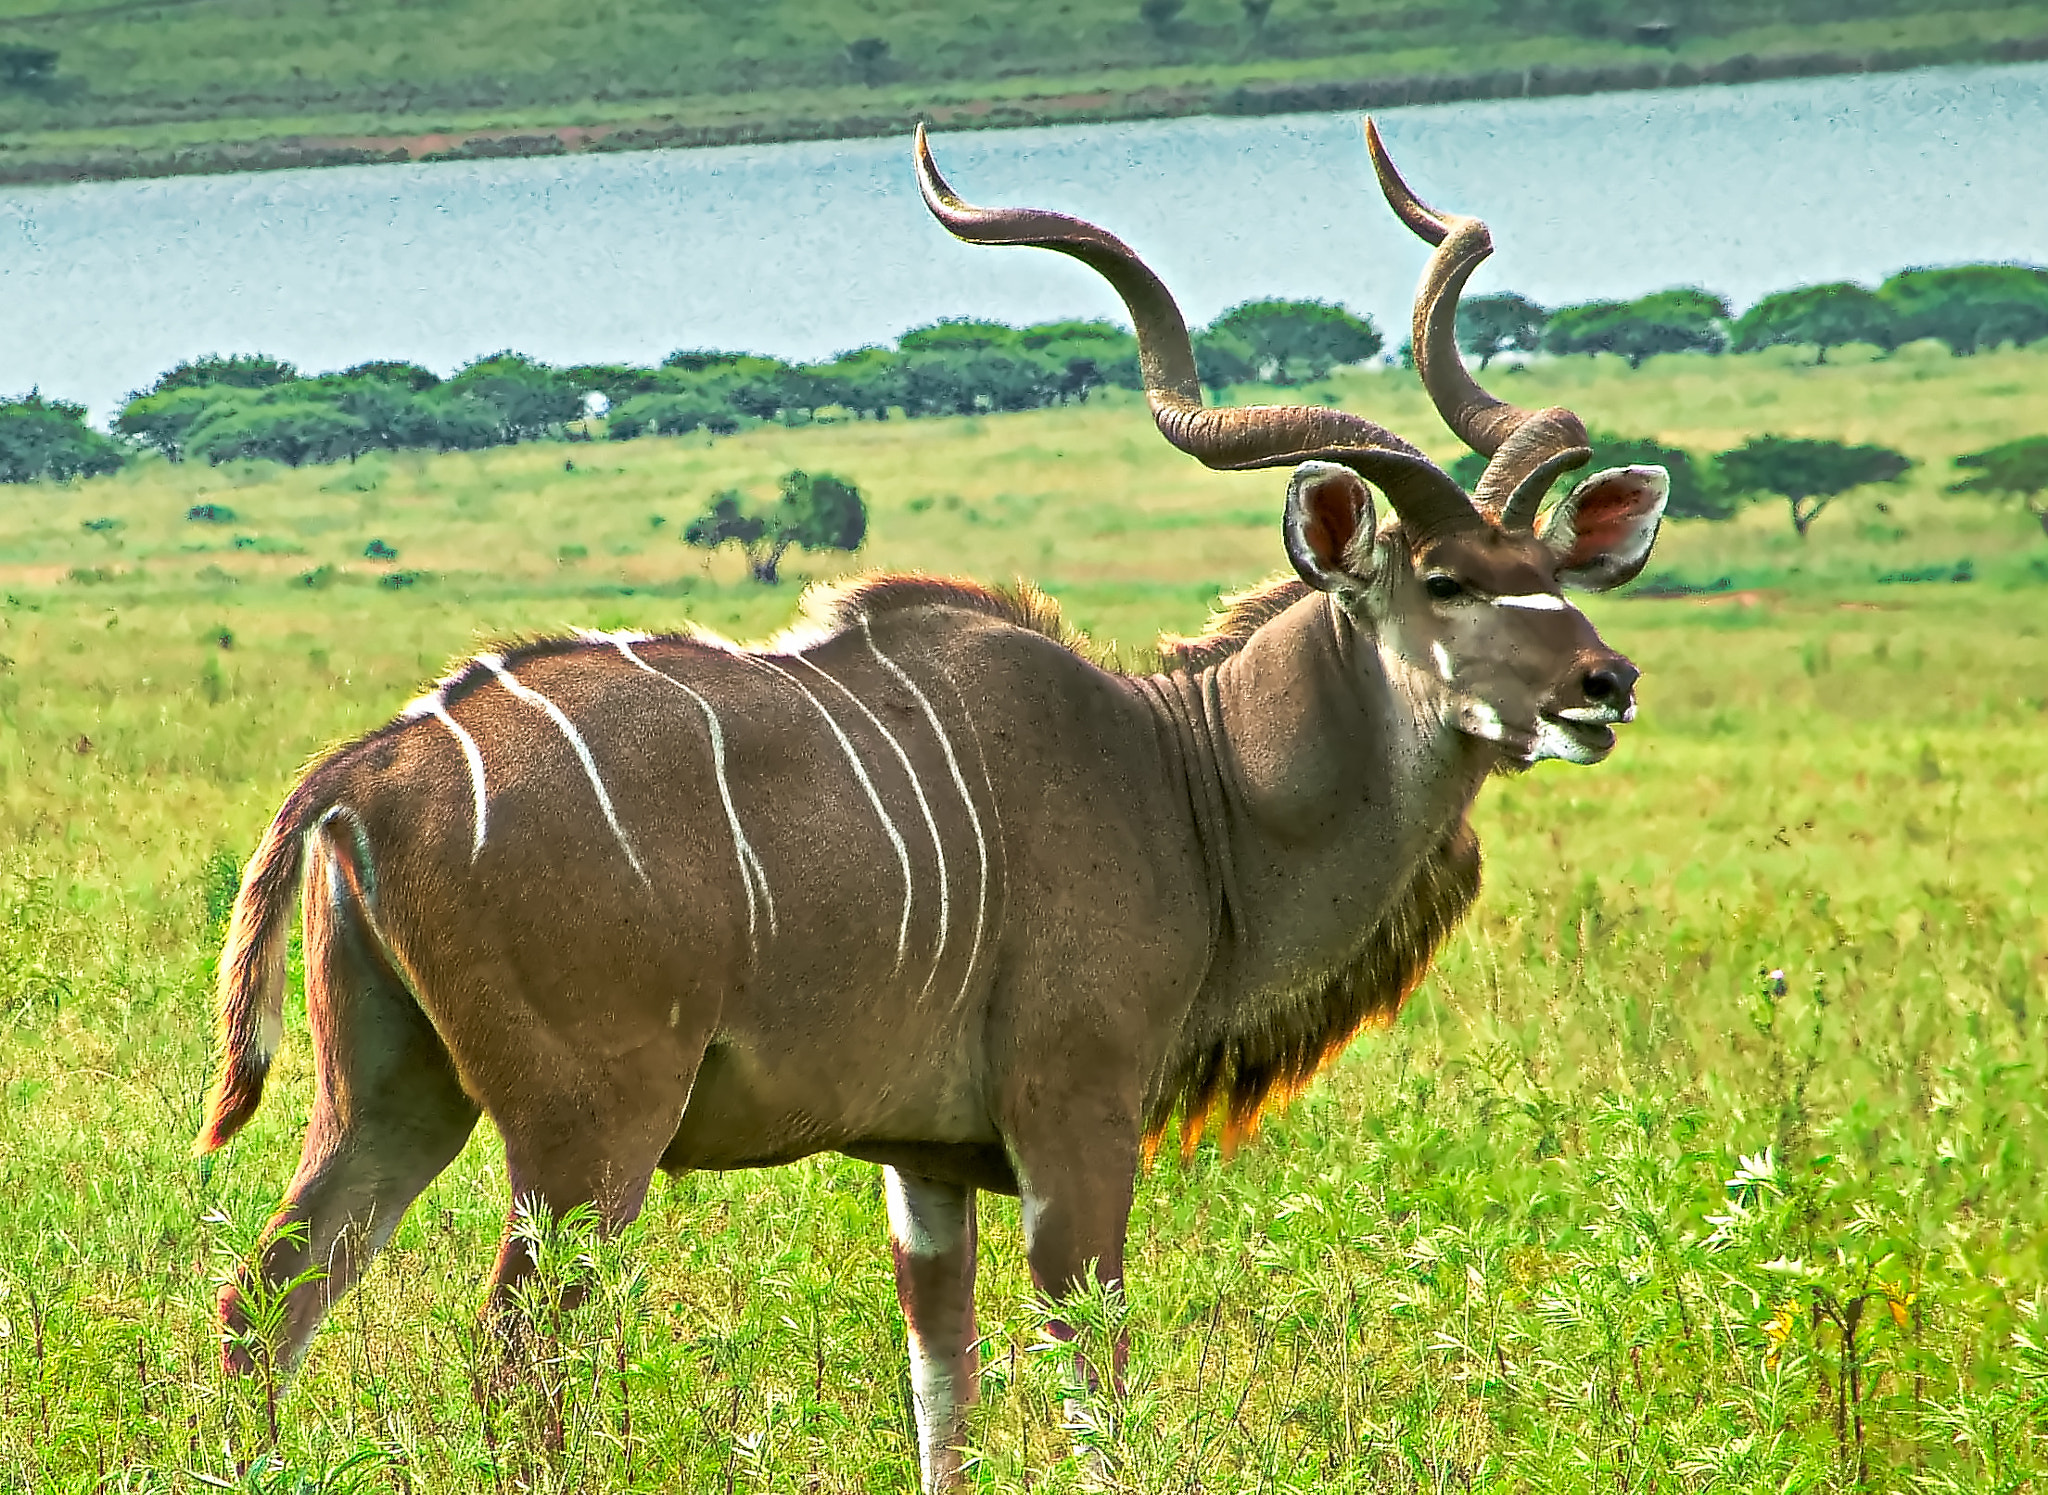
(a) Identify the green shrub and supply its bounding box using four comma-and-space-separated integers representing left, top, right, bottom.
184, 401, 371, 467
0, 393, 127, 483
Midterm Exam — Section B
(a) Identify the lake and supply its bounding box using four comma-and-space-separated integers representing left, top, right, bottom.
4, 60, 2046, 419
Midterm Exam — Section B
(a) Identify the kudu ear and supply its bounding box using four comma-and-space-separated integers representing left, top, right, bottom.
1538, 465, 1669, 592
1284, 462, 1378, 594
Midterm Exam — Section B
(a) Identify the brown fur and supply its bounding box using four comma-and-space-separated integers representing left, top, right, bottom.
1153, 819, 1481, 1160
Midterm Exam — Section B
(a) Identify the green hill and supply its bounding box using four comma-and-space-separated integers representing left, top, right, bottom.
2, 0, 2046, 182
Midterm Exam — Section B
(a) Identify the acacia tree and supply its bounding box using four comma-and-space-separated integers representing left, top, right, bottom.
1732, 283, 1896, 363
1456, 293, 1547, 369
1544, 289, 1729, 369
1716, 435, 1910, 539
684, 470, 867, 583
1950, 435, 2048, 536
1204, 299, 1381, 384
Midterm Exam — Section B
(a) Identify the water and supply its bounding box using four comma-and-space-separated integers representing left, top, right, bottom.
4, 61, 2046, 419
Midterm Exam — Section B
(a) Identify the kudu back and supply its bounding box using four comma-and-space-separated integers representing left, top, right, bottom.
198, 120, 1669, 1490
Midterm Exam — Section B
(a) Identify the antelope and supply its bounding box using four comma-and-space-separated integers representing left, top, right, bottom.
197, 120, 1667, 1490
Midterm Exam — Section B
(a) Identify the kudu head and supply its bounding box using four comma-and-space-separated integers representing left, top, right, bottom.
914, 120, 1667, 766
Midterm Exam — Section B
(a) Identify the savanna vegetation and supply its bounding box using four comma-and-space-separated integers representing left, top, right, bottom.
0, 343, 2045, 1490
2, 0, 2048, 182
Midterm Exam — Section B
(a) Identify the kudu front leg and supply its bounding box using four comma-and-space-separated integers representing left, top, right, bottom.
1015, 1127, 1139, 1470
884, 1168, 980, 1492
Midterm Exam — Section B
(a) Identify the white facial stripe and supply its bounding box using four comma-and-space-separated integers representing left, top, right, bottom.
478, 655, 649, 886
755, 657, 914, 972
1430, 640, 1454, 682
1493, 592, 1568, 611
1463, 699, 1508, 742
797, 653, 951, 996
610, 637, 776, 944
866, 623, 990, 1010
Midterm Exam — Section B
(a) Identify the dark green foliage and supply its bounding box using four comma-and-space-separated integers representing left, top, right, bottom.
186, 503, 235, 522
339, 360, 441, 391
1191, 329, 1257, 391
1139, 0, 1186, 30
364, 539, 398, 561
1456, 292, 1547, 369
1206, 300, 1383, 384
605, 393, 741, 440
898, 320, 1015, 354
1450, 430, 1728, 521
138, 354, 299, 398
566, 364, 666, 407
1877, 264, 2048, 355
1717, 434, 1911, 538
661, 349, 755, 371
184, 400, 372, 467
1544, 289, 1729, 368
683, 470, 867, 583
0, 393, 127, 483
1731, 282, 1897, 362
441, 352, 585, 441
843, 36, 892, 85
0, 45, 59, 88
1950, 434, 2048, 535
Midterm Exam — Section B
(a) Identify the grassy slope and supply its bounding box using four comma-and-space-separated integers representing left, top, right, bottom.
1, 0, 2046, 178
1, 347, 2046, 1488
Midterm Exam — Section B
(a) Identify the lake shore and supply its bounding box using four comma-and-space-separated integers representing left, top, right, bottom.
4, 20, 2046, 187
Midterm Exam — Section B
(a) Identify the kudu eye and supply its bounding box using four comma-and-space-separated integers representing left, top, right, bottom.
1424, 574, 1463, 601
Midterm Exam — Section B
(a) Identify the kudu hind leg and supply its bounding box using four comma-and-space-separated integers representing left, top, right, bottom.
223, 848, 479, 1375
884, 1169, 980, 1492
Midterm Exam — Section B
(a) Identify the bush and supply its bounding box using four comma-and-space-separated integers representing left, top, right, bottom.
442, 352, 584, 441
138, 354, 298, 398
114, 387, 243, 460
339, 360, 441, 391
1450, 430, 1728, 520
185, 401, 372, 466
1206, 300, 1382, 384
0, 393, 127, 483
684, 470, 867, 583
1731, 283, 1896, 362
1877, 264, 2048, 355
606, 393, 741, 440
0, 45, 59, 88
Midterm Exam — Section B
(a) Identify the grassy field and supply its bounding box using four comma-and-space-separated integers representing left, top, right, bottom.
1, 346, 2047, 1490
2, 0, 2046, 181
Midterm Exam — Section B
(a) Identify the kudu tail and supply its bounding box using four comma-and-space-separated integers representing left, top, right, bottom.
195, 763, 354, 1155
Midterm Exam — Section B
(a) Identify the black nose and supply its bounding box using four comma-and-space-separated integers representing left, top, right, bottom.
1583, 658, 1640, 704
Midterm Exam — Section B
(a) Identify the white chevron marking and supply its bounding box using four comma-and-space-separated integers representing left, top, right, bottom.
402, 690, 489, 862
796, 653, 951, 996
478, 654, 649, 885
865, 621, 989, 1007
754, 656, 914, 972
606, 635, 777, 943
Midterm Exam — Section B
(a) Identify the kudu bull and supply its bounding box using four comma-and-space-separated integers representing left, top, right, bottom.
198, 120, 1667, 1488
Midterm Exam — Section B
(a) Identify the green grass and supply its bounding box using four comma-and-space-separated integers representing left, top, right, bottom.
2, 347, 2048, 1489
2, 0, 2046, 179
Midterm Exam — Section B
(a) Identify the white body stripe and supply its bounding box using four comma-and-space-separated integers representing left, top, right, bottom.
865, 622, 990, 1008
1493, 592, 1567, 611
477, 654, 650, 885
607, 636, 777, 944
754, 656, 915, 972
796, 654, 951, 995
403, 692, 490, 860
1430, 641, 1454, 683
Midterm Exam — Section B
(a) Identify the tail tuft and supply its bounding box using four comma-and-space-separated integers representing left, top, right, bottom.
194, 775, 336, 1154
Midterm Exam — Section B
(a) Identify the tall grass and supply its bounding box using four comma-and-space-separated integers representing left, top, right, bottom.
0, 350, 2044, 1489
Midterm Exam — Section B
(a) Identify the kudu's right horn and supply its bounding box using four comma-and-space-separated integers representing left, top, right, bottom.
913, 124, 1485, 544
1363, 118, 1592, 531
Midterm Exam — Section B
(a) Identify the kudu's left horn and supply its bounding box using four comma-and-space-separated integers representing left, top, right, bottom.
913, 123, 1485, 544
1364, 118, 1592, 531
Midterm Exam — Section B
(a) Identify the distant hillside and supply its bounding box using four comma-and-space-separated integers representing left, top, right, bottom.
2, 0, 2046, 183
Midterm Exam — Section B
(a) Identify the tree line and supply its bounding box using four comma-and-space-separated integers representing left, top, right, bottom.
0, 261, 2043, 493
1456, 262, 2048, 369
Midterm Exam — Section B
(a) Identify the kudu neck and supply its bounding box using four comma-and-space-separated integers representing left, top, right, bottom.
1207, 591, 1493, 841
